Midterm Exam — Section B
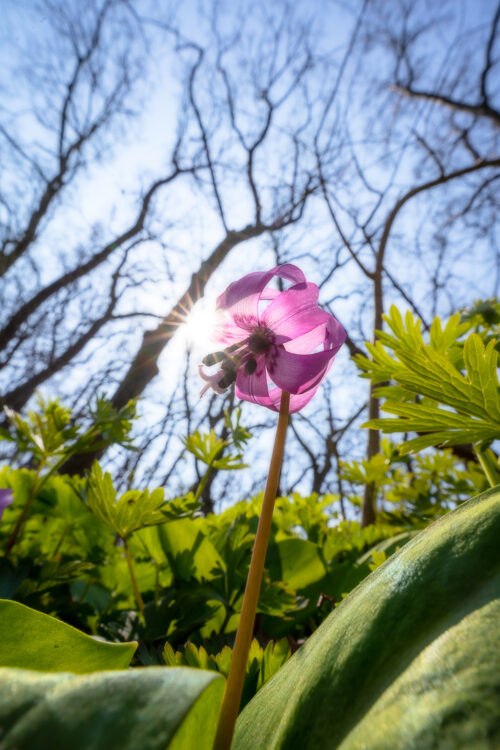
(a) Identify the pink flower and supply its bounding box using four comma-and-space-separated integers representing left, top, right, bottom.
199, 264, 345, 413
0, 488, 13, 522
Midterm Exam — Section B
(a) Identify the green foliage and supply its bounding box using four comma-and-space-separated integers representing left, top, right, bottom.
0, 347, 499, 747
85, 462, 196, 539
183, 429, 247, 470
2, 394, 136, 466
0, 599, 136, 673
0, 666, 224, 750
340, 438, 488, 522
2, 397, 77, 461
1, 389, 488, 667
233, 486, 500, 750
223, 406, 252, 449
461, 298, 500, 339
0, 457, 415, 655
356, 306, 500, 454
163, 637, 290, 709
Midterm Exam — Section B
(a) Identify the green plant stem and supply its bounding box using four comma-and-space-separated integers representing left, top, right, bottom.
77, 578, 92, 604
474, 446, 498, 488
212, 391, 290, 750
123, 536, 145, 617
53, 523, 71, 559
4, 460, 44, 558
194, 463, 213, 504
3, 451, 77, 558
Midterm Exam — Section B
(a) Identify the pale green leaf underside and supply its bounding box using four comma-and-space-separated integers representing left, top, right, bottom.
0, 666, 224, 750
234, 486, 500, 750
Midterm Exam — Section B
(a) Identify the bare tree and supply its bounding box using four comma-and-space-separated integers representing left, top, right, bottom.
313, 0, 500, 524
1, 0, 498, 518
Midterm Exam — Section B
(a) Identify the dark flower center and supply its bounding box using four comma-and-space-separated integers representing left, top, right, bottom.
200, 328, 274, 394
244, 357, 258, 374
248, 328, 272, 354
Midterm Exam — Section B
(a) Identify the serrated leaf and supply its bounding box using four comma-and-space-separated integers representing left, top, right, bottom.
86, 463, 171, 538
463, 335, 500, 421
361, 319, 500, 454
212, 454, 248, 470
183, 430, 227, 466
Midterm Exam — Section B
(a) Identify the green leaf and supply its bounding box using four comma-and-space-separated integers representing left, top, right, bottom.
267, 538, 327, 592
163, 638, 290, 710
258, 639, 291, 691
183, 429, 247, 470
3, 398, 78, 461
233, 486, 500, 749
157, 518, 224, 582
362, 331, 500, 454
0, 600, 136, 673
224, 407, 252, 449
86, 462, 169, 538
394, 345, 494, 421
183, 430, 227, 465
463, 335, 500, 422
357, 309, 500, 459
0, 666, 224, 750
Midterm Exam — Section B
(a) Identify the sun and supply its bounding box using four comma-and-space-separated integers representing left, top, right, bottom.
182, 296, 219, 354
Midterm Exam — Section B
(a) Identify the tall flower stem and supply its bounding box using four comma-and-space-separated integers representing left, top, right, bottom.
213, 391, 290, 750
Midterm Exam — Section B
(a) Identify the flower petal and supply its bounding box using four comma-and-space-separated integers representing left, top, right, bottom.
0, 488, 13, 522
212, 310, 251, 345
217, 264, 307, 329
266, 384, 320, 413
235, 366, 274, 409
261, 282, 331, 340
283, 322, 330, 354
325, 316, 347, 350
269, 348, 337, 394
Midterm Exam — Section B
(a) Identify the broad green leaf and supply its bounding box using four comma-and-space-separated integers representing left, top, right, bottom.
0, 600, 136, 673
267, 538, 327, 592
158, 518, 224, 582
234, 486, 500, 750
0, 666, 224, 750
324, 532, 416, 602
